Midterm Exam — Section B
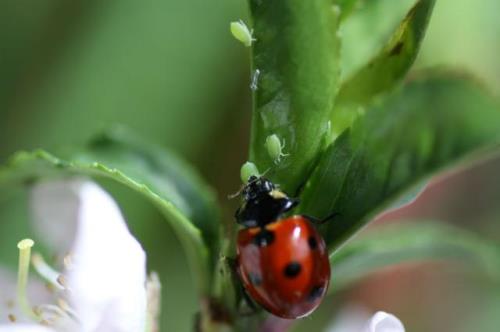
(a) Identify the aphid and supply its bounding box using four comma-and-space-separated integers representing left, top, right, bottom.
234, 176, 332, 319
265, 134, 288, 164
240, 161, 260, 184
230, 20, 256, 47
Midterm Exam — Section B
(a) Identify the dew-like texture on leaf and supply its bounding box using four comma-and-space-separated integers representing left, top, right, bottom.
248, 0, 341, 194
299, 74, 500, 251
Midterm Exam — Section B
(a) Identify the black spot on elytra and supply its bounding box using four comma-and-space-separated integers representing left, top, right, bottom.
283, 262, 302, 278
308, 236, 317, 250
389, 41, 404, 56
253, 230, 275, 247
248, 272, 262, 286
308, 286, 325, 301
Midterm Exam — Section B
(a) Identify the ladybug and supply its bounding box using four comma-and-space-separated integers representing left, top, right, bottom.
235, 176, 331, 319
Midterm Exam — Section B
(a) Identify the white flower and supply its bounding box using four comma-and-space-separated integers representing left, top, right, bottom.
327, 307, 405, 332
362, 312, 404, 332
0, 325, 55, 332
0, 179, 153, 332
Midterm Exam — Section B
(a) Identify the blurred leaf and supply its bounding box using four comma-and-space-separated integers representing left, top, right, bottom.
0, 132, 219, 294
248, 0, 341, 194
0, 0, 244, 162
330, 222, 500, 292
72, 127, 220, 254
387, 180, 427, 211
331, 0, 435, 137
339, 0, 415, 81
416, 0, 500, 94
337, 0, 435, 106
298, 73, 500, 251
336, 0, 362, 22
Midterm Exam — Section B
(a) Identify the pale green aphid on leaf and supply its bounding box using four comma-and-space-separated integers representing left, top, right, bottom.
265, 134, 289, 164
230, 20, 256, 47
240, 161, 260, 183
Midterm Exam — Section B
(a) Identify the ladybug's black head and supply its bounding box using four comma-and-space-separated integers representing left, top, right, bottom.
235, 176, 298, 228
241, 176, 275, 201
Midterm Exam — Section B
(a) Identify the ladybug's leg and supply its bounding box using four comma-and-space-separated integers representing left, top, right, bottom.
225, 256, 238, 272
304, 212, 340, 225
229, 256, 259, 316
239, 284, 260, 316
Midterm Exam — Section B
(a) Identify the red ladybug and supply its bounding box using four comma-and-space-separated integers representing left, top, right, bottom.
234, 176, 331, 319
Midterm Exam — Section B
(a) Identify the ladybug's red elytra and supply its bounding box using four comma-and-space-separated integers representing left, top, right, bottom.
234, 176, 331, 319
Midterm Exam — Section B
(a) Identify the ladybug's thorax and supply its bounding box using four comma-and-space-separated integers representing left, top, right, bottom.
235, 177, 298, 228
269, 189, 287, 200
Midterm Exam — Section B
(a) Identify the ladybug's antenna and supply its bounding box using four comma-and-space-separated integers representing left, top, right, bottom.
260, 167, 271, 177
227, 167, 275, 200
227, 185, 245, 200
227, 169, 272, 200
227, 176, 259, 200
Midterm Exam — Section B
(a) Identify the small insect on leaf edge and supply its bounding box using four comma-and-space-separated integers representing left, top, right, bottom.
230, 20, 256, 47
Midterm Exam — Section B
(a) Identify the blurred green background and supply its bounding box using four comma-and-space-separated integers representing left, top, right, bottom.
0, 0, 499, 331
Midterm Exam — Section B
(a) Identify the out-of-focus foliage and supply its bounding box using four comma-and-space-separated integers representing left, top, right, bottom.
336, 0, 435, 108
330, 221, 500, 291
0, 1, 245, 331
339, 0, 416, 81
416, 0, 500, 93
0, 0, 245, 160
332, 0, 435, 139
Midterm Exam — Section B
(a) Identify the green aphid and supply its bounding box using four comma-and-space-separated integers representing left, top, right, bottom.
265, 134, 289, 164
230, 20, 256, 47
240, 161, 260, 183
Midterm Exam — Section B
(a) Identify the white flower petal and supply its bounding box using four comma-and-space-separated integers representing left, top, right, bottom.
363, 311, 405, 332
326, 308, 405, 332
30, 179, 82, 253
66, 181, 147, 332
30, 179, 147, 332
0, 325, 56, 332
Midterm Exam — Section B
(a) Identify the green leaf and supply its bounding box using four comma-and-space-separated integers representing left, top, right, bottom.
0, 130, 219, 295
298, 73, 500, 251
330, 222, 500, 292
336, 0, 362, 22
388, 180, 427, 210
338, 0, 435, 105
331, 0, 436, 138
73, 128, 220, 252
248, 0, 341, 194
339, 0, 416, 81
